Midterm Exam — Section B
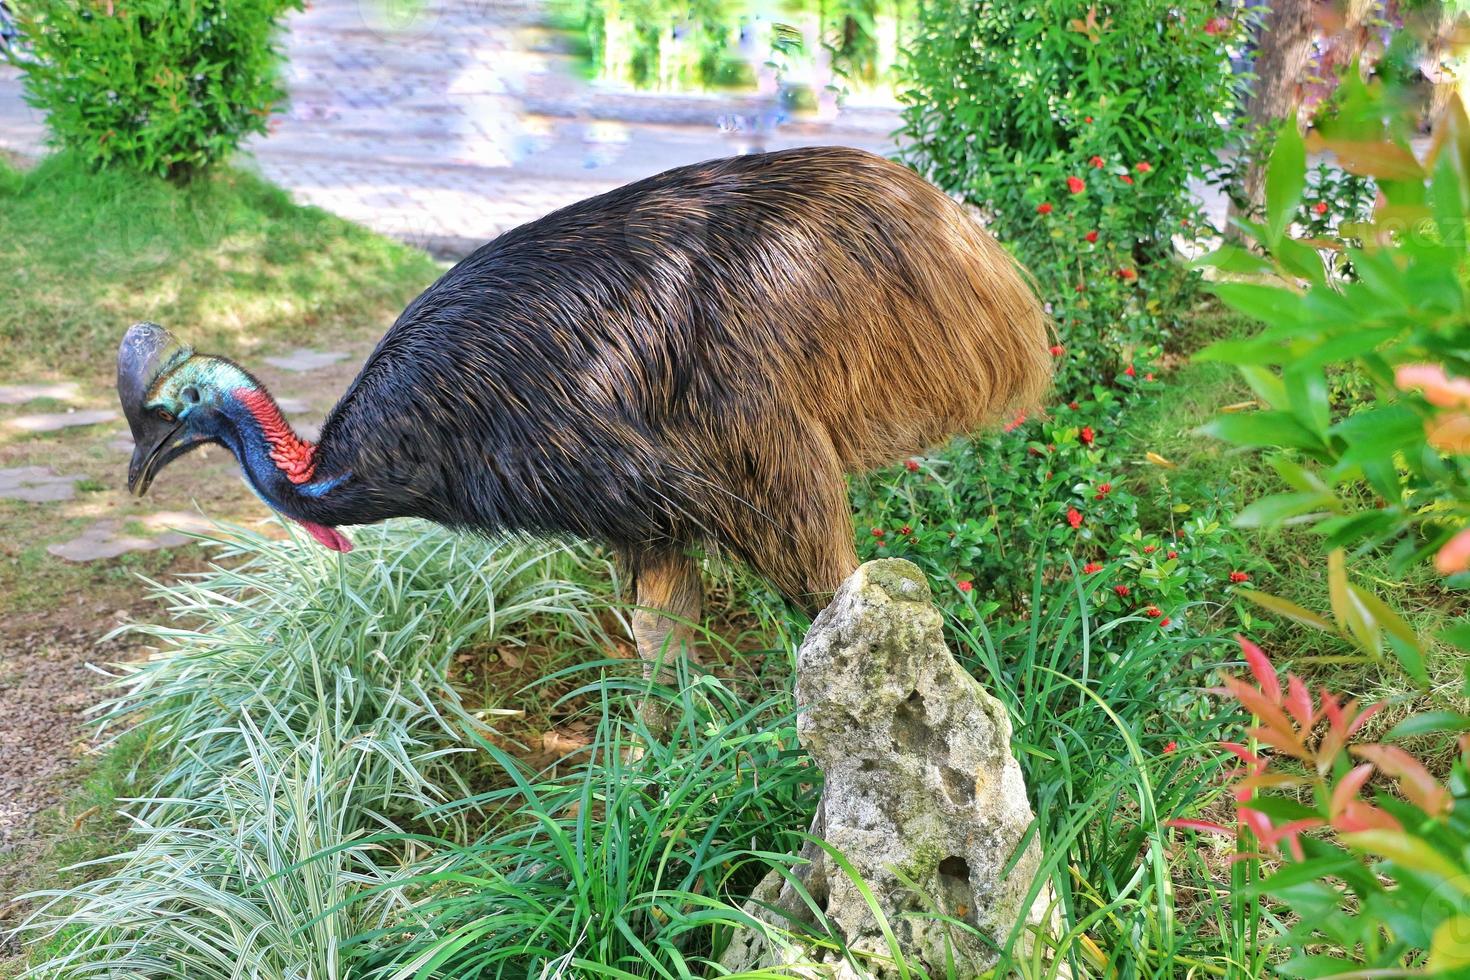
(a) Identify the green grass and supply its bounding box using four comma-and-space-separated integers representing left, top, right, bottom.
11, 520, 614, 977
0, 153, 439, 380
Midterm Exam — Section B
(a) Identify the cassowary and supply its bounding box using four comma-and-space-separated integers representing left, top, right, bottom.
117, 146, 1050, 674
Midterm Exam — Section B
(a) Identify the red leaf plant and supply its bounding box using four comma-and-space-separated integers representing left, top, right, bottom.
1163, 636, 1451, 860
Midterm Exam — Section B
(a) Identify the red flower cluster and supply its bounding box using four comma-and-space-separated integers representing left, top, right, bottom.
1114, 584, 1130, 597
1167, 550, 1178, 559
871, 527, 885, 538
1229, 571, 1249, 583
1080, 425, 1095, 446
1134, 161, 1151, 173
1119, 173, 1134, 185
1314, 201, 1328, 215
1084, 230, 1098, 243
1160, 617, 1171, 627
1163, 740, 1177, 754
899, 525, 913, 535
905, 459, 920, 472
1143, 544, 1156, 554
1094, 482, 1111, 500
1124, 364, 1136, 377
1119, 268, 1138, 281
1203, 16, 1230, 35
1083, 562, 1103, 574
1067, 175, 1085, 194
956, 579, 974, 593
1067, 401, 1080, 411
1067, 507, 1083, 529
1049, 344, 1065, 356
1089, 155, 1104, 169
1037, 202, 1053, 215
1145, 605, 1162, 618
1003, 411, 1027, 433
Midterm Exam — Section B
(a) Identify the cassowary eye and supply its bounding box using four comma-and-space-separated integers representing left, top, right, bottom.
156, 408, 175, 423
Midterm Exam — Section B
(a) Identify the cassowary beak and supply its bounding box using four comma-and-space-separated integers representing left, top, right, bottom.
118, 322, 191, 496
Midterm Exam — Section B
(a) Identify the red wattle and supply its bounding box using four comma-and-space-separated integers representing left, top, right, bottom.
235, 386, 317, 484
296, 519, 353, 553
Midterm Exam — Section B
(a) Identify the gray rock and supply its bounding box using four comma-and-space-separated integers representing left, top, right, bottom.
0, 466, 84, 502
720, 559, 1047, 978
6, 408, 118, 433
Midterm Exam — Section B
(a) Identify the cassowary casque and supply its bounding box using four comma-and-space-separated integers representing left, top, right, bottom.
118, 146, 1051, 673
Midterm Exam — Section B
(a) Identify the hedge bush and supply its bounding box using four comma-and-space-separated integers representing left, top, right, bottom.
8, 0, 302, 179
897, 0, 1246, 395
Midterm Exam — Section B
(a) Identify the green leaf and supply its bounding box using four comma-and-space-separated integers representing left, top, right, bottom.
1193, 243, 1275, 276
1241, 366, 1289, 411
1266, 120, 1307, 245
1211, 282, 1306, 329
1443, 623, 1470, 654
1233, 491, 1336, 529
1429, 915, 1470, 972
1198, 412, 1327, 453
1340, 830, 1469, 890
1236, 589, 1335, 632
1349, 583, 1426, 685
1385, 711, 1470, 740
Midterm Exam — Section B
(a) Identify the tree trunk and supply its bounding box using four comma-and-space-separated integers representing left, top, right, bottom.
1228, 0, 1316, 238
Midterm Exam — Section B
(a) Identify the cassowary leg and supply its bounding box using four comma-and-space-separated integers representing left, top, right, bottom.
630, 550, 703, 688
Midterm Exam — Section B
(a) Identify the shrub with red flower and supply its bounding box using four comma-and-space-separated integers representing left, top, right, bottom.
1036, 202, 1053, 215
1089, 155, 1105, 169
1080, 425, 1095, 446
1229, 571, 1248, 583
1084, 230, 1098, 243
1067, 175, 1085, 194
1084, 562, 1104, 574
1067, 506, 1083, 529
1134, 161, 1151, 173
956, 578, 974, 593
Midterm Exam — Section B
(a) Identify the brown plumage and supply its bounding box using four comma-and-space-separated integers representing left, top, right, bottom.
117, 146, 1051, 672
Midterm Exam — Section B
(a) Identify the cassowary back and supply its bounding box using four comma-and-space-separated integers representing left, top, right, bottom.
315, 146, 1050, 589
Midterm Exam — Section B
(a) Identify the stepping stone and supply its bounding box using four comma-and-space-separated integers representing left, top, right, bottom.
47, 511, 215, 562
263, 348, 347, 372
0, 466, 84, 502
6, 409, 118, 433
0, 382, 80, 405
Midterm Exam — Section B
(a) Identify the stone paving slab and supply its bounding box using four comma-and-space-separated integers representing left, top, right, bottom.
0, 382, 80, 405
262, 348, 348, 372
47, 512, 216, 562
6, 409, 118, 433
0, 466, 84, 503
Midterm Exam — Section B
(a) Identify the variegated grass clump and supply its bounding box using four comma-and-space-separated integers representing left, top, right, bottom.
13, 520, 610, 978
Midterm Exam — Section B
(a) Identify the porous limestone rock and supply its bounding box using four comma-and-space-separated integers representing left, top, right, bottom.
720, 559, 1046, 978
